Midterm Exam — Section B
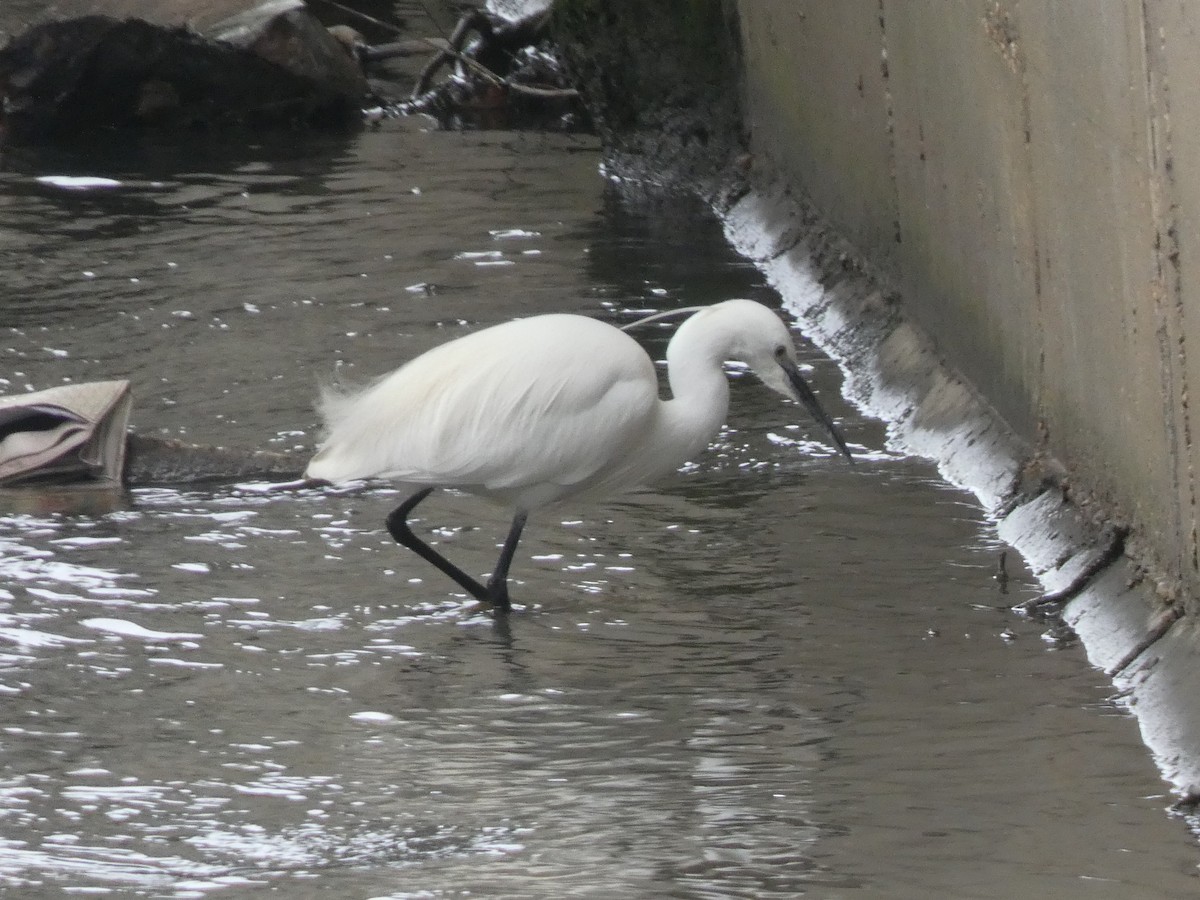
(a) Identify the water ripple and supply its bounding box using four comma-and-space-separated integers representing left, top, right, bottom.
0, 124, 1189, 899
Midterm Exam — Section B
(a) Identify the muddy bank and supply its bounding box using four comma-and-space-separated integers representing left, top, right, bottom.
555, 0, 1200, 809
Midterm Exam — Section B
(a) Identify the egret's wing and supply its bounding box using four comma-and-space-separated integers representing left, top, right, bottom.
445, 349, 658, 493
306, 316, 660, 494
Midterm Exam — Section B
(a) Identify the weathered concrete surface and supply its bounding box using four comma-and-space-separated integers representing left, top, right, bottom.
737, 1, 1200, 608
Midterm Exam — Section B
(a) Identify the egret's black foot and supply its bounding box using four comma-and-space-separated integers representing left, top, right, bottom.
485, 578, 512, 613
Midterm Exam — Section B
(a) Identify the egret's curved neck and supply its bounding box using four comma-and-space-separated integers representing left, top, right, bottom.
659, 314, 731, 459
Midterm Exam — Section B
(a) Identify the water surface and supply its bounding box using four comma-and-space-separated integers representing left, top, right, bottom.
0, 120, 1196, 897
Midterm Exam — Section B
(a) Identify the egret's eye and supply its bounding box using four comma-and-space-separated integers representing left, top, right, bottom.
774, 345, 788, 361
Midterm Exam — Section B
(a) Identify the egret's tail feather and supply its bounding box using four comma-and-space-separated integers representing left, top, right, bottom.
314, 368, 371, 433
306, 377, 375, 483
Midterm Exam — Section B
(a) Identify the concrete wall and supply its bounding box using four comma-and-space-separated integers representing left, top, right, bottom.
736, 0, 1200, 601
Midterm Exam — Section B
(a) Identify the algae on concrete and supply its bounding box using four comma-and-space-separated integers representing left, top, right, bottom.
551, 0, 745, 196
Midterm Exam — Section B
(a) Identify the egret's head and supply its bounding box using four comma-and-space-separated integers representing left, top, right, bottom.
720, 300, 854, 461
628, 299, 854, 462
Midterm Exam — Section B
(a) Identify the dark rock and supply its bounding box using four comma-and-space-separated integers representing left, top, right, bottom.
211, 2, 366, 100
0, 3, 368, 139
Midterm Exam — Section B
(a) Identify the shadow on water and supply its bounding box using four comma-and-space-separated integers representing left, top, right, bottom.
583, 189, 779, 314
0, 120, 1196, 898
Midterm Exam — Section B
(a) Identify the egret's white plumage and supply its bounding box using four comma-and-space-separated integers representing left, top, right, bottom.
308, 315, 664, 507
306, 298, 851, 609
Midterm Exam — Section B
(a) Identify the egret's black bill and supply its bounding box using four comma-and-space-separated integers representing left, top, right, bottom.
780, 358, 853, 462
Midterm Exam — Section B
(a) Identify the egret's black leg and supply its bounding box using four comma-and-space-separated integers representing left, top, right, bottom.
385, 488, 491, 603
484, 509, 528, 612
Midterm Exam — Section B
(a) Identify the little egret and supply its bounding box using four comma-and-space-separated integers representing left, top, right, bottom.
305, 299, 852, 610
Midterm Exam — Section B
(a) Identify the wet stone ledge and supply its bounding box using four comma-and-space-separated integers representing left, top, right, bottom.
719, 175, 1200, 812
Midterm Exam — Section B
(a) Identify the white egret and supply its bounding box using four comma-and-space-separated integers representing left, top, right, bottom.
305, 298, 852, 610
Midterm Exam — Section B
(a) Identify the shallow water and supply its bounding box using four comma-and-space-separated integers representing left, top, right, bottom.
0, 120, 1197, 898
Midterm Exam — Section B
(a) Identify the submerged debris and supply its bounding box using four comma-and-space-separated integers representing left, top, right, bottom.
1015, 524, 1130, 617
385, 5, 585, 130
0, 380, 303, 491
125, 434, 304, 485
993, 549, 1009, 593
